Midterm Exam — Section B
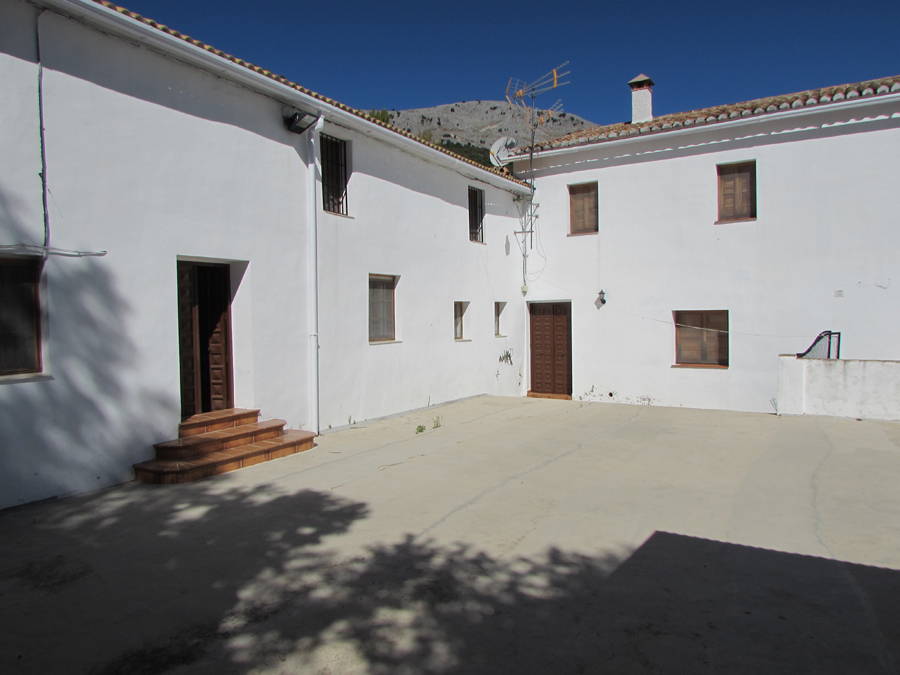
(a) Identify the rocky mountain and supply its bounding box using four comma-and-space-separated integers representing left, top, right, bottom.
383, 100, 596, 151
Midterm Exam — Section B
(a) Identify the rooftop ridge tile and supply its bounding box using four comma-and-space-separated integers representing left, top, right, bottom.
515, 74, 900, 155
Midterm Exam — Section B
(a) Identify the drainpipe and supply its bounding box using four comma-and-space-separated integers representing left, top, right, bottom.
308, 116, 324, 434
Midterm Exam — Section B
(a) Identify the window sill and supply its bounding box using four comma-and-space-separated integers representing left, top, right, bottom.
324, 211, 355, 220
455, 338, 471, 343
0, 372, 53, 385
567, 231, 599, 237
369, 339, 401, 345
671, 364, 728, 369
469, 240, 486, 246
714, 218, 756, 225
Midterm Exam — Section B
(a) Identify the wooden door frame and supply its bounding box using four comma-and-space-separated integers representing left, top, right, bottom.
177, 261, 234, 418
527, 301, 573, 400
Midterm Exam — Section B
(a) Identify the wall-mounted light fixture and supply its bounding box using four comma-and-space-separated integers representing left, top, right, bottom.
284, 110, 317, 134
598, 290, 606, 305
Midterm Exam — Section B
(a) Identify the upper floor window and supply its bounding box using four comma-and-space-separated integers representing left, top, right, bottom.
468, 187, 484, 242
569, 182, 598, 234
674, 310, 728, 367
0, 257, 42, 375
322, 134, 349, 215
717, 161, 756, 221
369, 275, 396, 342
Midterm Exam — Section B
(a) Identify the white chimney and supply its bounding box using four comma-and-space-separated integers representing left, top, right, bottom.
629, 74, 654, 124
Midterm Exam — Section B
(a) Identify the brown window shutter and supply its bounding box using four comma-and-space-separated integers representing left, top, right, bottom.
675, 310, 728, 366
569, 187, 584, 233
718, 162, 755, 221
719, 169, 737, 220
569, 183, 598, 233
675, 311, 704, 364
706, 311, 729, 366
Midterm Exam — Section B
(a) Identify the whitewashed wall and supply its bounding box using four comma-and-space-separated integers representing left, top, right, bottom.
316, 123, 527, 430
778, 355, 900, 420
512, 98, 900, 413
0, 4, 313, 508
0, 0, 528, 508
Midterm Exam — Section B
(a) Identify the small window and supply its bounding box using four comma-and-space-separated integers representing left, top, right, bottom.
674, 310, 728, 367
717, 161, 756, 221
569, 182, 598, 234
468, 187, 484, 242
454, 301, 467, 340
369, 275, 395, 341
322, 134, 349, 215
494, 301, 506, 336
0, 257, 42, 375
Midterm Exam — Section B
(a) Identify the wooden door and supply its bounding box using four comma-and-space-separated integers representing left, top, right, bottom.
177, 262, 233, 418
529, 302, 571, 398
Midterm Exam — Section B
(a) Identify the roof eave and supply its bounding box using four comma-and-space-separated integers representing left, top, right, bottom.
510, 91, 900, 163
37, 0, 530, 194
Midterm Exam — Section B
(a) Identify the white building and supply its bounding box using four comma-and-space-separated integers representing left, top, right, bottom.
1, 0, 898, 509
508, 73, 900, 414
0, 0, 529, 508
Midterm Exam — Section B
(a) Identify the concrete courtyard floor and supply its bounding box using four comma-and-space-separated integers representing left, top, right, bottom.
2, 396, 900, 674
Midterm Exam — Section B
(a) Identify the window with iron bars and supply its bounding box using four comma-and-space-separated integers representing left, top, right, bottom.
321, 134, 349, 215
468, 187, 484, 242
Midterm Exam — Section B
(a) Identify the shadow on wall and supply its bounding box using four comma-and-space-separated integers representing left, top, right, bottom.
1, 478, 898, 674
0, 188, 177, 508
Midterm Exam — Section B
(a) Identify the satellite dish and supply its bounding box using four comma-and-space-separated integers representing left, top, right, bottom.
490, 136, 518, 166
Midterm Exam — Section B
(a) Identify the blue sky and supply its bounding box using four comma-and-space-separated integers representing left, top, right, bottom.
118, 0, 899, 125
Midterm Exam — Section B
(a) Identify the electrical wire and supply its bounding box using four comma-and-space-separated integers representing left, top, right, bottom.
534, 277, 817, 339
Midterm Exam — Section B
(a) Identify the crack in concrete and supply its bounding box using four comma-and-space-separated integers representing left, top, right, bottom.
417, 408, 645, 537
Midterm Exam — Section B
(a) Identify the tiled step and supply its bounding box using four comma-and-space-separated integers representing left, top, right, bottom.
155, 419, 287, 460
179, 408, 261, 438
134, 430, 316, 485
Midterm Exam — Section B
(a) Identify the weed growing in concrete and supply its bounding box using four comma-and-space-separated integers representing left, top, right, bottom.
432, 416, 443, 429
416, 425, 426, 434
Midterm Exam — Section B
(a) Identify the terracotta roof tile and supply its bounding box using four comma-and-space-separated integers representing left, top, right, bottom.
87, 1, 526, 186
516, 75, 900, 155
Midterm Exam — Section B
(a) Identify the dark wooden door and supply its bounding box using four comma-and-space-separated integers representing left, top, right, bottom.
177, 262, 233, 418
529, 302, 571, 397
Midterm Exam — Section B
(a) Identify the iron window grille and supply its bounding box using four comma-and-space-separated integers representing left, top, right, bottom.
368, 275, 396, 342
322, 134, 349, 215
468, 187, 484, 242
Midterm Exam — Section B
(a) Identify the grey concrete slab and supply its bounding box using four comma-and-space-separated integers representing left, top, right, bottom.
2, 396, 900, 674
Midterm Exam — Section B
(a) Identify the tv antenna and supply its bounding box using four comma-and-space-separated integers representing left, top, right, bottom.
506, 62, 570, 135
503, 62, 571, 291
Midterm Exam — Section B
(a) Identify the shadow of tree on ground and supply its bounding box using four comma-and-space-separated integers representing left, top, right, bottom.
2, 479, 900, 675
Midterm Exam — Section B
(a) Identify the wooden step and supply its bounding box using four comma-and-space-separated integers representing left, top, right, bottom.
179, 408, 261, 438
134, 430, 316, 485
155, 419, 286, 460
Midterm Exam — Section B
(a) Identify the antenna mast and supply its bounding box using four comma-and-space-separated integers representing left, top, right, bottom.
504, 62, 570, 292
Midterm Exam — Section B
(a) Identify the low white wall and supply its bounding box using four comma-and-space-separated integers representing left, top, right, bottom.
777, 355, 900, 420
